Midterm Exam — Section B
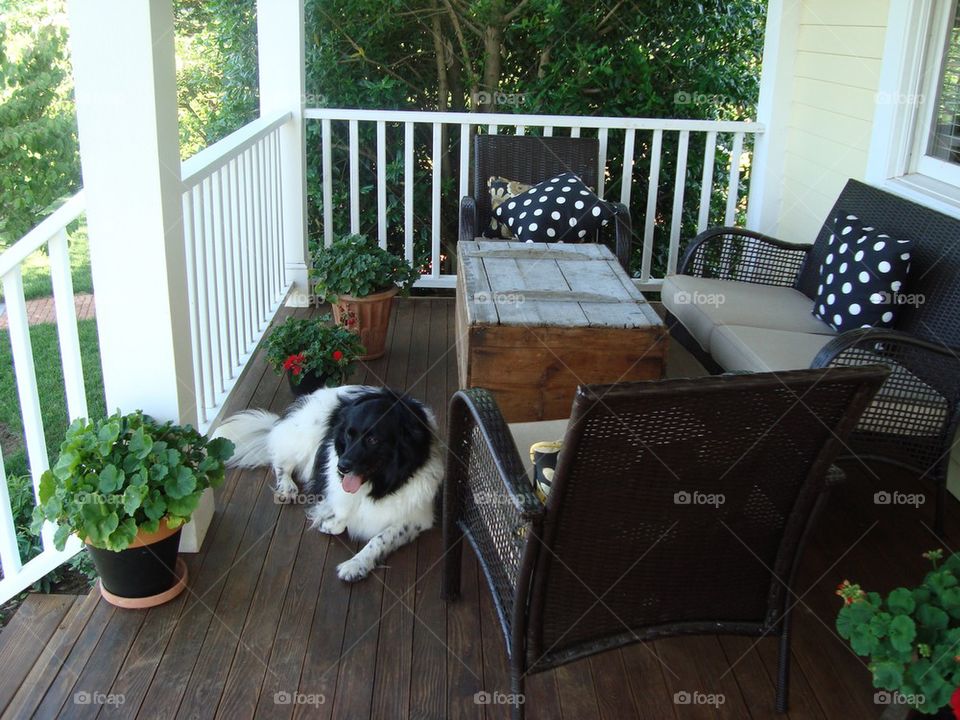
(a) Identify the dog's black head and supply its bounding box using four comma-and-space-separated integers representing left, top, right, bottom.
330, 389, 434, 500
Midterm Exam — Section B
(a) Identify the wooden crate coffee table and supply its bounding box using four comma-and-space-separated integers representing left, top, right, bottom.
456, 240, 668, 422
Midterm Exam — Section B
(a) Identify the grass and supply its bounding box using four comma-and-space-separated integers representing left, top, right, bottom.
0, 319, 106, 478
1, 222, 93, 303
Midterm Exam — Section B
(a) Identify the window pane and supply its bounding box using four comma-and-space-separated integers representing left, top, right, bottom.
929, 2, 960, 164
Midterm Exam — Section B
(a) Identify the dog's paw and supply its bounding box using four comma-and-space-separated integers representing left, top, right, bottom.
306, 505, 346, 535
337, 556, 373, 582
273, 478, 300, 503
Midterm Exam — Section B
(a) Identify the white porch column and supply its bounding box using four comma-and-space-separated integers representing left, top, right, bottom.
745, 0, 801, 236
258, 0, 310, 306
68, 0, 212, 551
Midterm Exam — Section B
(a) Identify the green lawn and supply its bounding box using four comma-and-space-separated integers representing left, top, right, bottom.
0, 318, 106, 479
1, 223, 93, 303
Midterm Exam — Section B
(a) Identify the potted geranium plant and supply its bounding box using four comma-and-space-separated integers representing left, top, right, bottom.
32, 411, 233, 608
312, 234, 419, 359
836, 550, 960, 719
264, 315, 364, 395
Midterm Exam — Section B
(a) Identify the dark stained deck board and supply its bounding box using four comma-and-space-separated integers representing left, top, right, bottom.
0, 593, 77, 711
4, 298, 960, 720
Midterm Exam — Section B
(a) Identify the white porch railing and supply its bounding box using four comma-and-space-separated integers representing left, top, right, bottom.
0, 192, 88, 602
0, 111, 294, 602
181, 110, 293, 429
304, 108, 764, 290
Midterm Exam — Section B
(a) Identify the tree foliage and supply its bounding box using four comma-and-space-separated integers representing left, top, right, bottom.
0, 3, 80, 247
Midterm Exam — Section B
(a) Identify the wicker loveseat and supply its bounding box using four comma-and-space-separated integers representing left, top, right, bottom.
663, 179, 960, 531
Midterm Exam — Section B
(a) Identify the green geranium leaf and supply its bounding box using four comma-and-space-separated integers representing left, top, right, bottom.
165, 466, 196, 499
917, 604, 949, 632
140, 518, 160, 534
850, 625, 880, 656
106, 517, 138, 550
888, 588, 916, 615
38, 470, 56, 505
98, 464, 124, 494
53, 523, 73, 551
165, 515, 186, 529
122, 483, 148, 515
872, 661, 904, 690
80, 501, 119, 543
128, 427, 154, 459
206, 437, 234, 462
142, 490, 166, 521
889, 615, 917, 653
165, 492, 200, 519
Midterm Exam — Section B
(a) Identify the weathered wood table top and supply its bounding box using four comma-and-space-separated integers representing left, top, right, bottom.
457, 240, 664, 329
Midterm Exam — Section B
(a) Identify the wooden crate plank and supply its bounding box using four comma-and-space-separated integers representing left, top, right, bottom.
457, 250, 498, 327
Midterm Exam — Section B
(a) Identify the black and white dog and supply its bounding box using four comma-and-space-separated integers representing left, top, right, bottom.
213, 386, 443, 581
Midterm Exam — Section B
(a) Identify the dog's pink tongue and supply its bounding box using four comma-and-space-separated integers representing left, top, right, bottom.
341, 473, 363, 494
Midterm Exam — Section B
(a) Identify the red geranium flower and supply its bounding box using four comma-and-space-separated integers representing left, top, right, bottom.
950, 686, 960, 719
332, 350, 344, 362
283, 353, 305, 372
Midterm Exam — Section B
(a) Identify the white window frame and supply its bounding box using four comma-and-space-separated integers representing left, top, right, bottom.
867, 0, 960, 215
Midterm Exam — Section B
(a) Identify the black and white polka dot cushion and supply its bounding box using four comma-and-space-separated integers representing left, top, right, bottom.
811, 213, 913, 333
493, 172, 614, 243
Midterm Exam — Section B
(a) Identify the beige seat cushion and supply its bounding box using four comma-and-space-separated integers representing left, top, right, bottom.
662, 275, 835, 351
709, 325, 835, 372
508, 419, 569, 477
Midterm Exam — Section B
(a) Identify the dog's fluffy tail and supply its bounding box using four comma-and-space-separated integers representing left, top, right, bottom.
211, 409, 277, 468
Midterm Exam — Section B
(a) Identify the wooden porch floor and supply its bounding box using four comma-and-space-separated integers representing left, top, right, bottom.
1, 297, 958, 719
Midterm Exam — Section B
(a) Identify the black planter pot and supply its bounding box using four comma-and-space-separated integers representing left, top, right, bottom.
287, 370, 336, 396
87, 526, 182, 599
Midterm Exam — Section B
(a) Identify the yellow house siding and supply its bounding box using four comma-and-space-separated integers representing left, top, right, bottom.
776, 0, 889, 241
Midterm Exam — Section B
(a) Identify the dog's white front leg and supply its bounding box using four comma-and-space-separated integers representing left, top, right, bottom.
337, 523, 426, 582
273, 466, 299, 502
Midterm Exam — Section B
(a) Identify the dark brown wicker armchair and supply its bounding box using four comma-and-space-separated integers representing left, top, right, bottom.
459, 135, 633, 271
675, 179, 960, 533
442, 367, 888, 718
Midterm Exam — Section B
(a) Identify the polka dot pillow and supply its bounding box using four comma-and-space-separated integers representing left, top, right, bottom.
811, 213, 913, 333
493, 172, 615, 243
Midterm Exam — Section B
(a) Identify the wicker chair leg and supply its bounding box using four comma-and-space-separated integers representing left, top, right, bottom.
441, 524, 463, 601
511, 658, 526, 720
775, 617, 792, 713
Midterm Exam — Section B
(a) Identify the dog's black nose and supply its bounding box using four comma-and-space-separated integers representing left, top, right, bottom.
337, 460, 351, 475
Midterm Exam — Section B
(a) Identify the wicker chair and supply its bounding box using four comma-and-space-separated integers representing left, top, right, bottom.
442, 367, 888, 718
458, 134, 633, 271
673, 179, 960, 533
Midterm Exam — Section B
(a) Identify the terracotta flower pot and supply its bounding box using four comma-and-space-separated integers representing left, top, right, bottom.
85, 518, 188, 609
332, 286, 399, 360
